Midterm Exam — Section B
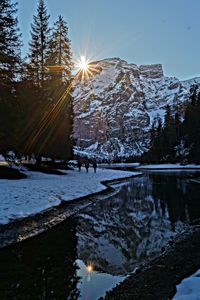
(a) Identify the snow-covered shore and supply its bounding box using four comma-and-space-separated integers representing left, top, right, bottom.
173, 269, 200, 300
0, 169, 140, 225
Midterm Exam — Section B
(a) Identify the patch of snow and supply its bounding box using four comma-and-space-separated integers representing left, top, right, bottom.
0, 169, 141, 225
77, 111, 93, 119
0, 155, 5, 162
173, 269, 200, 300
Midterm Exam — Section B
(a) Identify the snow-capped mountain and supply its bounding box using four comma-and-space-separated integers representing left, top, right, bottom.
73, 58, 200, 160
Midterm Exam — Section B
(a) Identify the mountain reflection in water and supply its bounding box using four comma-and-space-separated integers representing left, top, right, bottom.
0, 172, 200, 299
77, 172, 200, 275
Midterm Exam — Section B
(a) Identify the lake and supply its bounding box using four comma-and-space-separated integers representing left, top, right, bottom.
0, 171, 200, 299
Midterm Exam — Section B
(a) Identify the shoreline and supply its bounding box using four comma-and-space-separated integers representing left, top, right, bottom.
0, 168, 141, 225
103, 223, 200, 300
0, 173, 141, 249
136, 164, 200, 170
1, 166, 199, 249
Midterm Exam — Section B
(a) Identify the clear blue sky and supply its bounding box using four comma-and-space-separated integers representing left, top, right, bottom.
17, 0, 200, 80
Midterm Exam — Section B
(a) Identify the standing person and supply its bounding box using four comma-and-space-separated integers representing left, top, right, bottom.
93, 161, 97, 173
77, 161, 82, 172
85, 161, 89, 173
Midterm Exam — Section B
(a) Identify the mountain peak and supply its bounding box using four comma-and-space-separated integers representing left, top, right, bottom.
73, 57, 197, 160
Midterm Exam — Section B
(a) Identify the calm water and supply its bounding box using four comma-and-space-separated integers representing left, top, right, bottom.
0, 171, 200, 300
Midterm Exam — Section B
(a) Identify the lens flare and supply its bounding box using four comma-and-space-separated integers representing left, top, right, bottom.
23, 54, 100, 155
77, 56, 89, 71
86, 264, 93, 273
74, 55, 100, 84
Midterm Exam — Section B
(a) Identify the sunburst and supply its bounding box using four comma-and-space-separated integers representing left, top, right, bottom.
75, 55, 99, 83
23, 54, 99, 155
77, 56, 89, 71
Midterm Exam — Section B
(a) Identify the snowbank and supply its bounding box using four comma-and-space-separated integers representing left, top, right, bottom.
173, 269, 200, 300
0, 155, 7, 166
0, 169, 140, 225
137, 164, 200, 170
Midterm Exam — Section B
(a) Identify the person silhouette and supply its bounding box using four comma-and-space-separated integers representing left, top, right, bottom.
93, 161, 97, 173
85, 161, 89, 173
77, 161, 82, 172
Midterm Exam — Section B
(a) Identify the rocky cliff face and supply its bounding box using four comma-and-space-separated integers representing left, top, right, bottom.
73, 58, 200, 160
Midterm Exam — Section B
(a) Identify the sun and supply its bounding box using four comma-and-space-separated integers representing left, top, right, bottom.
74, 55, 99, 83
77, 56, 90, 72
86, 264, 93, 273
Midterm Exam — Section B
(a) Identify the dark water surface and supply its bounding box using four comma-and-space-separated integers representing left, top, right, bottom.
1, 171, 200, 300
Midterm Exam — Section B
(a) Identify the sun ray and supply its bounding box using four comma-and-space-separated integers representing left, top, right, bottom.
23, 55, 100, 156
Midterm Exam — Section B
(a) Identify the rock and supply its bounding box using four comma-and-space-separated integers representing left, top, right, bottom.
139, 64, 164, 79
73, 57, 200, 160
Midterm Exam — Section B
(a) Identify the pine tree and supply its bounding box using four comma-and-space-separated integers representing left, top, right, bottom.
184, 86, 198, 146
0, 0, 22, 157
183, 88, 200, 163
24, 12, 73, 162
0, 0, 22, 86
190, 85, 198, 106
149, 116, 163, 162
28, 0, 51, 86
40, 16, 74, 161
38, 15, 74, 161
174, 112, 181, 141
23, 0, 51, 162
143, 87, 200, 164
47, 15, 73, 82
164, 105, 172, 128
